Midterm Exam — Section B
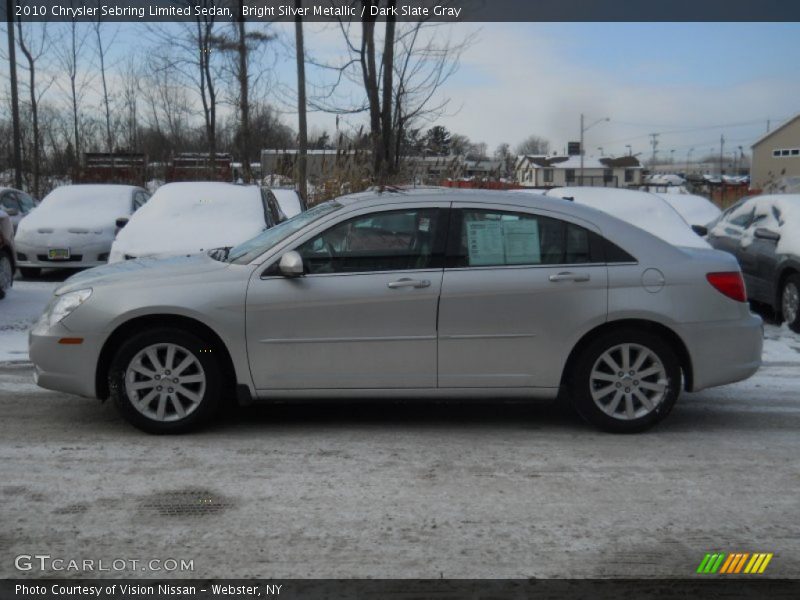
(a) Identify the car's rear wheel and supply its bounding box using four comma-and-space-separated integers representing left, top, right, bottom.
109, 328, 222, 433
568, 328, 681, 433
19, 267, 41, 279
780, 274, 800, 333
0, 252, 13, 299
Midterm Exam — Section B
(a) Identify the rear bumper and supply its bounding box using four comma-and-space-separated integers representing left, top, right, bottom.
29, 318, 103, 398
678, 313, 763, 392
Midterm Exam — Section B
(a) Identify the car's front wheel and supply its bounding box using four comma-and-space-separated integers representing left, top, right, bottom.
568, 328, 681, 433
109, 328, 222, 433
780, 274, 800, 333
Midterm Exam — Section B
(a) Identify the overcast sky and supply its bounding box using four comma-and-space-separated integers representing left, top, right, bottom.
290, 22, 800, 159
6, 20, 799, 160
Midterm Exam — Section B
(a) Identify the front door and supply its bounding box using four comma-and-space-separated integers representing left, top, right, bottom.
438, 204, 609, 388
246, 205, 447, 390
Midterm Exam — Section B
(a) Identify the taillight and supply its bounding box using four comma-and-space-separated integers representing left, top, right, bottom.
706, 272, 747, 302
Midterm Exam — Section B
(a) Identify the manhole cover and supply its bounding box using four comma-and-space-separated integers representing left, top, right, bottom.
139, 489, 232, 517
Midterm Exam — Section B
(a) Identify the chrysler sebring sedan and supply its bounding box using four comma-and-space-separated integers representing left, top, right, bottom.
29, 190, 762, 433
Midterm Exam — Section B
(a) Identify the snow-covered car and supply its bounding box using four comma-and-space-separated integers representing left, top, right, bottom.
707, 194, 800, 332
653, 191, 721, 230
109, 182, 286, 263
270, 188, 303, 218
0, 187, 37, 233
0, 209, 15, 299
512, 187, 709, 248
14, 184, 149, 278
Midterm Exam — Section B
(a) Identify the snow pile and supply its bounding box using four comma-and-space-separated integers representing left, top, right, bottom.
16, 185, 135, 234
0, 281, 56, 363
653, 191, 721, 228
517, 187, 709, 248
271, 188, 302, 218
110, 182, 267, 262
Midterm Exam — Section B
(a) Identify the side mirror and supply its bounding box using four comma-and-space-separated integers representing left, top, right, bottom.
691, 224, 708, 237
115, 217, 129, 229
278, 250, 304, 277
754, 227, 780, 242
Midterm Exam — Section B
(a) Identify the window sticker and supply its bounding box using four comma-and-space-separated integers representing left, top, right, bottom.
418, 217, 431, 232
503, 220, 540, 264
466, 221, 505, 265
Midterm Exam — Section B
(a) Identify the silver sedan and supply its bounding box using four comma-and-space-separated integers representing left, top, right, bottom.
29, 190, 763, 433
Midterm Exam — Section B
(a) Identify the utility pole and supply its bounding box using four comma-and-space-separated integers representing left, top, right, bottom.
649, 133, 659, 168
719, 134, 725, 175
6, 0, 23, 189
580, 113, 584, 186
294, 0, 308, 209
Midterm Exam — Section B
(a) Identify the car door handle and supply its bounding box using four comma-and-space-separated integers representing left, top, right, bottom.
387, 278, 431, 289
549, 272, 590, 283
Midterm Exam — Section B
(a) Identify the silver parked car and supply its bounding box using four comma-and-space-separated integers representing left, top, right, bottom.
29, 190, 762, 433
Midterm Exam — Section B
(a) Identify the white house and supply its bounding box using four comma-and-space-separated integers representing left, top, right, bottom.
516, 154, 643, 188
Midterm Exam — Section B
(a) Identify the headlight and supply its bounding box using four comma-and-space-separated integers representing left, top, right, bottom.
47, 289, 92, 327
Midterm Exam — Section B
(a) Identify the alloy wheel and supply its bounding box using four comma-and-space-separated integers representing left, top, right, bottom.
124, 343, 206, 422
589, 343, 668, 420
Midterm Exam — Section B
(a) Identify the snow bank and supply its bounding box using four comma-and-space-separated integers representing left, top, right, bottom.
17, 185, 135, 233
271, 188, 302, 218
515, 187, 709, 248
653, 191, 721, 228
0, 281, 56, 363
110, 182, 267, 261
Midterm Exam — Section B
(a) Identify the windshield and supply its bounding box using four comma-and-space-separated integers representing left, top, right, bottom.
228, 201, 343, 264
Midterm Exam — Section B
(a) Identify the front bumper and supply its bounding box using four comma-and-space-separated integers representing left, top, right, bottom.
15, 239, 112, 269
29, 317, 104, 398
679, 313, 763, 392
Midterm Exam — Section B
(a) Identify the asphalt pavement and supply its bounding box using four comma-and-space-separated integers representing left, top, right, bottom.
1, 358, 798, 579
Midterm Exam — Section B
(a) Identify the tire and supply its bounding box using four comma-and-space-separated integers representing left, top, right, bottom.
780, 274, 800, 334
0, 252, 12, 300
567, 328, 681, 433
108, 327, 222, 434
19, 267, 41, 279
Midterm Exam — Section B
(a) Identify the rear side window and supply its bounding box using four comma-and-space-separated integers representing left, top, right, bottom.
448, 209, 611, 267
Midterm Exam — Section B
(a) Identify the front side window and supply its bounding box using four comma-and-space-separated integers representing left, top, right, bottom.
296, 208, 442, 275
449, 209, 602, 268
0, 193, 21, 213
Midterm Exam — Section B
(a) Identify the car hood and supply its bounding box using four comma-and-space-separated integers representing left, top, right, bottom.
56, 253, 230, 295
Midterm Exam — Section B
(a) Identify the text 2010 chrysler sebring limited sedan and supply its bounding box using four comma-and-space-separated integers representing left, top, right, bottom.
29, 190, 762, 433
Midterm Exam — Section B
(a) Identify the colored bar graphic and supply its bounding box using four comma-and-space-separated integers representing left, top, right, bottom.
698, 552, 773, 574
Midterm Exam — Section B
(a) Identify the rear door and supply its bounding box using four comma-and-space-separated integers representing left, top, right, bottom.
437, 203, 608, 388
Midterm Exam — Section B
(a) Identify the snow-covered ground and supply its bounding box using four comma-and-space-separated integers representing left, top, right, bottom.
2, 278, 799, 368
0, 280, 54, 362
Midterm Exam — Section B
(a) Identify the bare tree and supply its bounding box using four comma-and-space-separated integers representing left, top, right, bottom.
310, 5, 473, 182
15, 19, 54, 196
295, 0, 308, 204
92, 18, 119, 153
54, 15, 93, 166
515, 135, 550, 156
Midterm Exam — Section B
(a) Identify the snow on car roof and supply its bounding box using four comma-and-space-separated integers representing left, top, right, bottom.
112, 182, 268, 258
534, 187, 710, 248
653, 191, 721, 228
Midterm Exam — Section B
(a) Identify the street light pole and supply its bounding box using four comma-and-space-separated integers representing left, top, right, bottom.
579, 114, 609, 187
